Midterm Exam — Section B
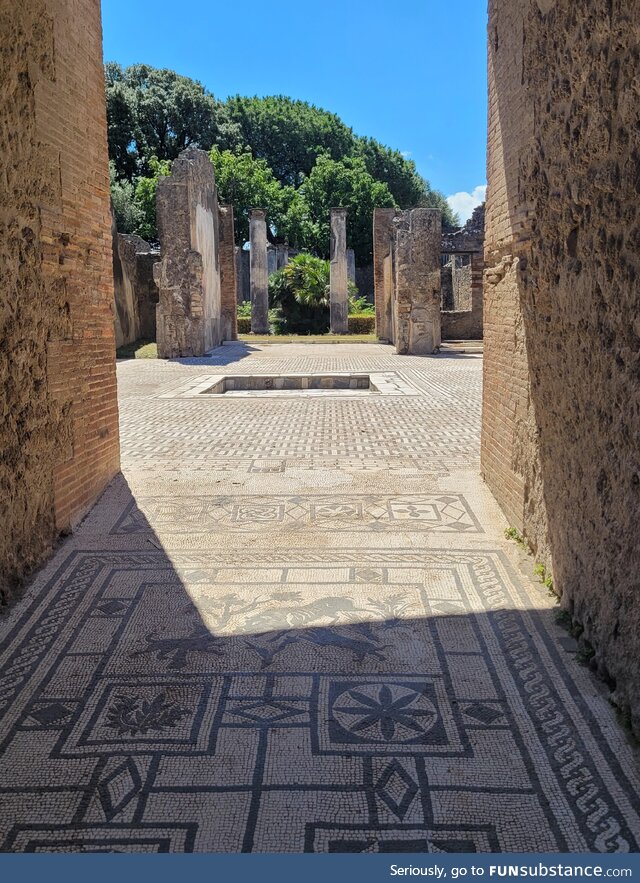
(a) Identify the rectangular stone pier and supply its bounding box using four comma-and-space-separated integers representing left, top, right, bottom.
330, 208, 349, 334
250, 209, 269, 334
154, 148, 224, 358
374, 208, 441, 354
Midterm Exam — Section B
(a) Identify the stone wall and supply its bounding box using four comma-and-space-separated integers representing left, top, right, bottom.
236, 247, 250, 303
355, 264, 374, 302
155, 148, 223, 358
112, 228, 159, 348
441, 205, 484, 340
441, 253, 484, 340
484, 0, 640, 733
0, 1, 120, 604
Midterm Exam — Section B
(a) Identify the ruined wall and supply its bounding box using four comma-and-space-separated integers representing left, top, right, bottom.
0, 1, 120, 604
484, 0, 640, 732
155, 148, 223, 358
442, 254, 484, 340
452, 261, 472, 311
441, 205, 484, 340
394, 209, 442, 354
112, 230, 160, 348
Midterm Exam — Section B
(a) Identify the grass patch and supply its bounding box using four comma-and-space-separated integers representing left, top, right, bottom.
504, 526, 526, 547
533, 562, 555, 594
504, 527, 557, 597
116, 339, 157, 359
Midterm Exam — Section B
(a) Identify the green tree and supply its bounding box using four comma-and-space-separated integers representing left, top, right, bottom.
209, 147, 287, 246
133, 156, 172, 241
109, 161, 141, 234
105, 62, 242, 179
295, 154, 396, 264
225, 95, 356, 186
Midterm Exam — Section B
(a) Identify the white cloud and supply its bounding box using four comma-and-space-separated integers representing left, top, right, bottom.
446, 184, 487, 224
401, 150, 413, 158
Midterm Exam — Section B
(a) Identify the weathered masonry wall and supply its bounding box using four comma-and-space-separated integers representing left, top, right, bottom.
112, 228, 160, 348
155, 148, 224, 358
484, 0, 640, 732
0, 1, 120, 604
373, 209, 441, 354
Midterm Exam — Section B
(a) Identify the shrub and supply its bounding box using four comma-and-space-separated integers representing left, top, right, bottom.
348, 315, 375, 334
237, 301, 252, 317
237, 317, 251, 334
348, 294, 374, 316
269, 254, 331, 334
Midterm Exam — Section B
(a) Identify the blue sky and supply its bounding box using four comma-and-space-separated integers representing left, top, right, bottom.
102, 0, 487, 221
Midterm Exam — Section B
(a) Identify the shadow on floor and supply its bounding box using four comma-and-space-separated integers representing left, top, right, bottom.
173, 342, 260, 368
0, 480, 638, 853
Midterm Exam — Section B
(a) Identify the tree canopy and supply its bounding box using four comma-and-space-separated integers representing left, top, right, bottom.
106, 63, 458, 256
105, 63, 241, 178
224, 95, 355, 186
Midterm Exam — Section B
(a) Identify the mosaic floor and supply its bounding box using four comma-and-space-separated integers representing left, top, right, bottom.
1, 343, 639, 853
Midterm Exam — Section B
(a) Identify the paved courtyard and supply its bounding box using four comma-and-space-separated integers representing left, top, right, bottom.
0, 342, 639, 853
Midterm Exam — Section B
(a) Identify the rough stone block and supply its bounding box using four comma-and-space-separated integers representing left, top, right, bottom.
155, 148, 223, 358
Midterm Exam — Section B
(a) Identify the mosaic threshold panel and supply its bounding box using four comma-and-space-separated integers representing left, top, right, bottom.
109, 494, 483, 535
0, 547, 638, 853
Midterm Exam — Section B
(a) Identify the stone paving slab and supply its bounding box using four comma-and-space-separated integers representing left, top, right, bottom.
0, 343, 638, 853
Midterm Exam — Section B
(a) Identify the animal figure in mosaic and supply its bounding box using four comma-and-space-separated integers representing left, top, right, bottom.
246, 621, 390, 668
132, 626, 227, 670
243, 596, 359, 631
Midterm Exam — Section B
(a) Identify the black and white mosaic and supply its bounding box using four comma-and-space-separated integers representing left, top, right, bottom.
1, 548, 638, 853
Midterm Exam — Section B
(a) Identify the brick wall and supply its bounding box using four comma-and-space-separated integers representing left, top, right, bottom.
484, 0, 640, 734
482, 0, 537, 535
0, 1, 120, 604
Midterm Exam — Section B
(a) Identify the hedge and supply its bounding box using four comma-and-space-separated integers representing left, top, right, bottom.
348, 314, 376, 334
236, 314, 376, 335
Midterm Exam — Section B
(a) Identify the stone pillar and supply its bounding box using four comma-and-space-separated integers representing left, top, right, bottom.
330, 208, 349, 334
218, 205, 238, 341
250, 209, 269, 334
373, 208, 398, 342
155, 148, 222, 358
347, 248, 356, 284
393, 208, 442, 355
470, 251, 484, 334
